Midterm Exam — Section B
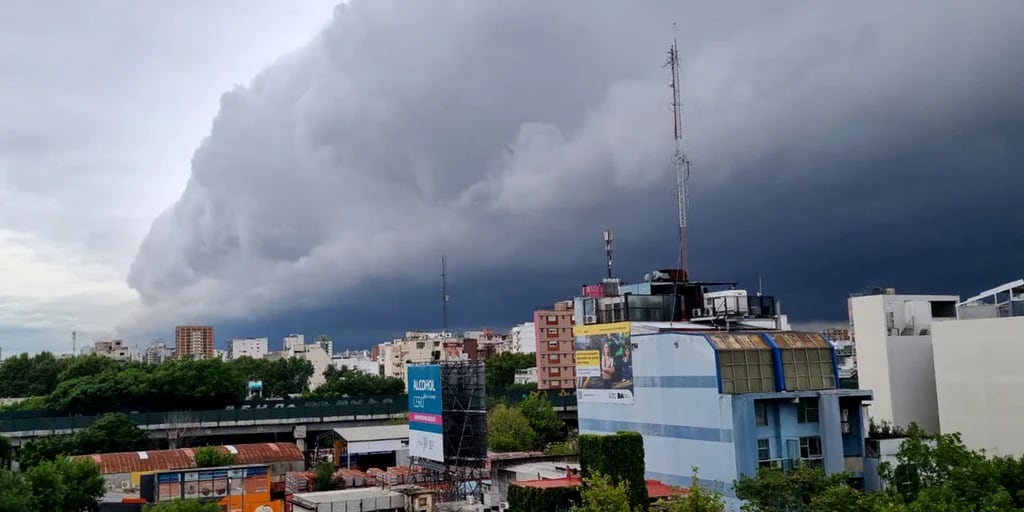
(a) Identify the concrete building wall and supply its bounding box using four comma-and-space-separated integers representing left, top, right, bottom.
885, 336, 940, 432
509, 323, 537, 354
578, 332, 738, 499
851, 294, 956, 432
175, 325, 214, 360
382, 334, 443, 390
331, 356, 380, 376
228, 337, 268, 360
933, 316, 1024, 455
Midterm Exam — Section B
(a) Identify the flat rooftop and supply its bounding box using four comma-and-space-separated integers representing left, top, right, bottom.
291, 486, 403, 504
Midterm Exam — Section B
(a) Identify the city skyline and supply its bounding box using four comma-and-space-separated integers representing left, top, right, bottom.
3, 1, 1023, 355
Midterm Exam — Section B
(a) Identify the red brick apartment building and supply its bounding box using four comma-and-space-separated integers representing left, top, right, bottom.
533, 300, 575, 390
174, 325, 215, 360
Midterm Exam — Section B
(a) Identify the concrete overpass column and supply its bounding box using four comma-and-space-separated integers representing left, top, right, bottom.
293, 425, 307, 452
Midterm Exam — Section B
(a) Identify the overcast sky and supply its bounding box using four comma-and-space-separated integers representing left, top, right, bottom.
3, 1, 1023, 355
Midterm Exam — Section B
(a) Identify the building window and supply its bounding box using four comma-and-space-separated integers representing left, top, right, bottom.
757, 439, 771, 466
550, 367, 560, 376
416, 342, 425, 349
548, 340, 559, 349
798, 399, 819, 423
755, 402, 768, 426
548, 354, 559, 362
547, 328, 558, 335
546, 315, 558, 325
800, 436, 823, 460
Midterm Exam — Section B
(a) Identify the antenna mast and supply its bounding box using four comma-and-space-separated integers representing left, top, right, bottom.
72, 330, 77, 355
441, 256, 449, 337
666, 24, 690, 275
603, 229, 614, 279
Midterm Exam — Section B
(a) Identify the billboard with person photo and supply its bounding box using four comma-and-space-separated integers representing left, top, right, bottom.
573, 322, 633, 404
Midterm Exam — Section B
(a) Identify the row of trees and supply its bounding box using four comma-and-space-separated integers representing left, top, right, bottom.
488, 394, 569, 453
0, 457, 105, 511
308, 365, 404, 397
735, 425, 1024, 511
17, 413, 153, 469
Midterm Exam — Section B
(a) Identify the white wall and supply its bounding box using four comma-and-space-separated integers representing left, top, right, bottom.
933, 316, 1024, 455
852, 294, 955, 432
578, 332, 737, 498
851, 295, 894, 425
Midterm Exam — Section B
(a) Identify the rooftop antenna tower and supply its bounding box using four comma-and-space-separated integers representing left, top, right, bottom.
666, 23, 690, 275
603, 229, 614, 279
441, 256, 449, 337
72, 330, 77, 355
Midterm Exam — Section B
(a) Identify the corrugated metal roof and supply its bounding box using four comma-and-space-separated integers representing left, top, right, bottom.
707, 333, 770, 350
331, 424, 409, 442
76, 442, 303, 475
772, 332, 830, 349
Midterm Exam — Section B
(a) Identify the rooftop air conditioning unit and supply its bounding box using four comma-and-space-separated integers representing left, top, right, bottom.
691, 308, 703, 318
841, 422, 851, 434
583, 314, 597, 325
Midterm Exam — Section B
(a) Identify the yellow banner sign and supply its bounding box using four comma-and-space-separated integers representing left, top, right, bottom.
573, 321, 630, 336
575, 350, 601, 367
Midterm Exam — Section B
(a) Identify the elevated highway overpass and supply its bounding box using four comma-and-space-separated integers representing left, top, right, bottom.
0, 392, 578, 448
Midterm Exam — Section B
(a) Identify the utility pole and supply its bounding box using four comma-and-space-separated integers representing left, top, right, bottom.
441, 256, 449, 337
666, 23, 690, 275
603, 229, 614, 279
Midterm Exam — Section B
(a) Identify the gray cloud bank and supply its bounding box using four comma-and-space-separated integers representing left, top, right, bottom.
125, 0, 1024, 334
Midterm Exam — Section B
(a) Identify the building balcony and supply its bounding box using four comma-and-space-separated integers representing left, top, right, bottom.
844, 456, 864, 473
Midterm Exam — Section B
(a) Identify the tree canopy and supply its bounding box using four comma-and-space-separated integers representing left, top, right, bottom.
734, 425, 1024, 511
485, 353, 536, 393
518, 394, 566, 448
193, 446, 236, 468
0, 457, 106, 512
574, 472, 635, 512
143, 500, 222, 512
488, 403, 537, 452
309, 367, 404, 398
18, 413, 151, 469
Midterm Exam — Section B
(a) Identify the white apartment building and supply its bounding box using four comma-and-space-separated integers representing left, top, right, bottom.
145, 341, 173, 365
283, 333, 305, 352
93, 340, 131, 361
850, 291, 959, 433
513, 367, 538, 385
289, 342, 333, 389
931, 279, 1024, 455
508, 323, 537, 354
331, 354, 380, 376
227, 337, 269, 360
314, 334, 334, 357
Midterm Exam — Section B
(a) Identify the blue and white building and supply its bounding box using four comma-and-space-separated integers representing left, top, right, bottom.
576, 324, 871, 510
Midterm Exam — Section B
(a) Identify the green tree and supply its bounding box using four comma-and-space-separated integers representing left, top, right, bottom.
233, 357, 315, 398
58, 355, 119, 381
17, 435, 79, 470
0, 437, 12, 469
880, 426, 1014, 510
487, 404, 536, 452
485, 353, 536, 393
144, 500, 222, 512
310, 371, 404, 398
734, 465, 850, 512
194, 446, 236, 468
657, 468, 725, 512
518, 394, 566, 447
0, 352, 65, 398
0, 469, 33, 512
579, 432, 649, 510
77, 413, 152, 454
24, 457, 105, 512
315, 461, 340, 491
574, 472, 636, 512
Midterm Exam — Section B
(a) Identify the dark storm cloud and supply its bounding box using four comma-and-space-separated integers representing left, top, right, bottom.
125, 0, 1024, 338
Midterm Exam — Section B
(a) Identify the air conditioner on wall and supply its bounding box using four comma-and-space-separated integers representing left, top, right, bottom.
841, 422, 851, 434
691, 308, 703, 318
583, 314, 597, 324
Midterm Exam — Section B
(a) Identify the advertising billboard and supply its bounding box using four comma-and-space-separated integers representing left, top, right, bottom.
407, 364, 444, 462
574, 322, 634, 404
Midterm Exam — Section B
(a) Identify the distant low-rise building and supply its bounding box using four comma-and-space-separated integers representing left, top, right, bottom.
381, 332, 446, 390
227, 337, 269, 360
332, 350, 380, 376
145, 340, 173, 365
93, 339, 130, 361
513, 367, 538, 385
